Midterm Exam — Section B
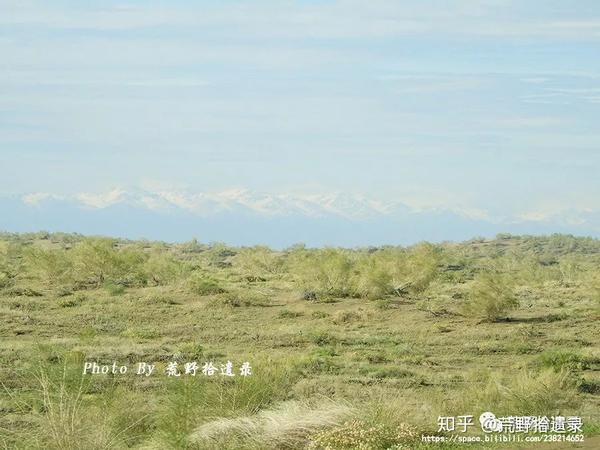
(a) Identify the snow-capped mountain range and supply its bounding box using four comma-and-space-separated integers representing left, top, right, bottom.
22, 188, 413, 220
2, 188, 599, 247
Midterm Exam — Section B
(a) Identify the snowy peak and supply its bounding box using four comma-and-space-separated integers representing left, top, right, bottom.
18, 188, 409, 219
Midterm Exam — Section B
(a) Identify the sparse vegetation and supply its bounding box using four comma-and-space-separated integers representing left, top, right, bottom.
0, 232, 598, 449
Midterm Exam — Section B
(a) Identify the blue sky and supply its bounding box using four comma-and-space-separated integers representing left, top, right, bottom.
1, 1, 599, 245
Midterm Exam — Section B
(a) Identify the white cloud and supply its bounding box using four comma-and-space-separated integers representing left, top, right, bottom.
2, 1, 600, 41
492, 117, 565, 128
522, 86, 600, 104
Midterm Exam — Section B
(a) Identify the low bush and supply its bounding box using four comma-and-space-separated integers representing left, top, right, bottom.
234, 246, 285, 277
143, 252, 184, 286
103, 281, 126, 296
58, 293, 87, 308
188, 275, 226, 295
537, 350, 586, 372
461, 271, 518, 321
292, 249, 355, 299
24, 245, 74, 287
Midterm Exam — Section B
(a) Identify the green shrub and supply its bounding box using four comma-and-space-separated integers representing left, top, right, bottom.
103, 281, 126, 296
461, 271, 518, 321
70, 238, 147, 287
591, 273, 600, 316
402, 243, 440, 293
537, 350, 586, 371
0, 240, 14, 288
353, 245, 440, 299
234, 246, 285, 276
143, 253, 184, 286
353, 255, 394, 299
293, 249, 355, 299
188, 275, 226, 295
58, 293, 87, 308
24, 245, 74, 286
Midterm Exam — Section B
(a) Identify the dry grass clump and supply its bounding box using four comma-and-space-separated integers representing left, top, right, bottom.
188, 399, 354, 449
470, 369, 579, 416
9, 358, 150, 450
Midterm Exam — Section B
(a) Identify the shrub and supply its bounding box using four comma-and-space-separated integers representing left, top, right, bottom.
71, 238, 120, 286
310, 331, 338, 346
24, 245, 74, 287
537, 350, 586, 371
402, 243, 440, 293
0, 240, 15, 288
353, 254, 394, 299
591, 273, 600, 316
58, 293, 87, 308
200, 242, 236, 268
188, 275, 226, 295
143, 253, 184, 286
103, 281, 126, 296
70, 238, 148, 287
556, 256, 584, 286
293, 249, 355, 299
234, 246, 285, 276
461, 271, 518, 321
354, 245, 440, 299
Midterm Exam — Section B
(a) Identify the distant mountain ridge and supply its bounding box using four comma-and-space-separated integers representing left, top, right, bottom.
1, 189, 598, 247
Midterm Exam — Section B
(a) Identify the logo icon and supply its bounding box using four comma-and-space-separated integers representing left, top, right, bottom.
479, 412, 503, 433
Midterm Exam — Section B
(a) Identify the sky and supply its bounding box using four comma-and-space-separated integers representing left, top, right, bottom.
1, 1, 599, 246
